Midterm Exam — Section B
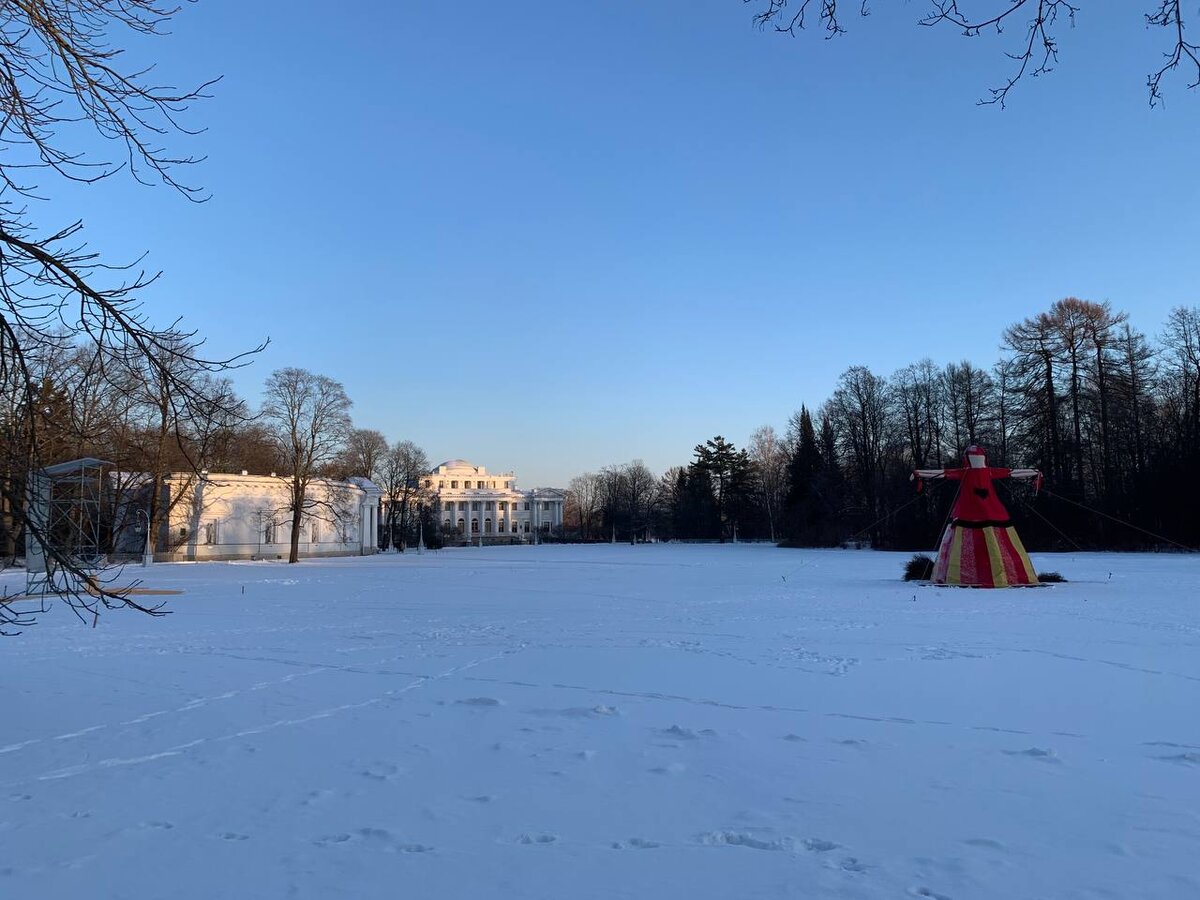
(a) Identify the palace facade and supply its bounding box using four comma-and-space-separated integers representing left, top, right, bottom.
424, 459, 564, 539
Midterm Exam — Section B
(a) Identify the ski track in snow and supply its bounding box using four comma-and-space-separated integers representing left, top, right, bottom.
3, 545, 1199, 900
6, 647, 523, 787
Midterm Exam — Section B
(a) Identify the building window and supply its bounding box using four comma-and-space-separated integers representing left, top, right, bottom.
456, 518, 465, 533
439, 480, 445, 489
499, 518, 506, 532
512, 521, 518, 533
543, 501, 551, 511
524, 502, 530, 511
424, 479, 432, 488
485, 500, 493, 510
204, 521, 218, 545
471, 518, 479, 533
459, 501, 467, 511
505, 481, 511, 489
523, 521, 530, 533
472, 501, 480, 511
542, 521, 551, 532
442, 519, 451, 530
451, 480, 458, 489
485, 518, 492, 534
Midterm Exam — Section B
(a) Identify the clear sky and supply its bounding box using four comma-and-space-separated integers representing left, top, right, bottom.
51, 2, 1200, 487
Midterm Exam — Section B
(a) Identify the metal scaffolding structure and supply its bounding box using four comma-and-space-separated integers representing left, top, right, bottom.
26, 457, 114, 595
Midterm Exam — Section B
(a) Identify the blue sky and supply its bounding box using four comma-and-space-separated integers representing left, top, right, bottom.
50, 2, 1200, 486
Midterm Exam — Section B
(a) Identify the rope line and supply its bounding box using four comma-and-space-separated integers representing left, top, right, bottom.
1023, 501, 1084, 552
1040, 488, 1194, 552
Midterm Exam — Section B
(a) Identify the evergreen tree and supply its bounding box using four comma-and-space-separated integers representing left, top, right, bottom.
690, 436, 753, 541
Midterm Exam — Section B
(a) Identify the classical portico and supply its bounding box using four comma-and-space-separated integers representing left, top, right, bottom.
425, 459, 565, 539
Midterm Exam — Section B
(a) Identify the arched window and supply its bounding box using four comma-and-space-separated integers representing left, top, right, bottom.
499, 518, 506, 533
485, 518, 492, 534
456, 518, 465, 533
442, 519, 451, 530
471, 518, 479, 533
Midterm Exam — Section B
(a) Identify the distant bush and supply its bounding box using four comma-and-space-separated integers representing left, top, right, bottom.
903, 554, 935, 581
1038, 571, 1067, 583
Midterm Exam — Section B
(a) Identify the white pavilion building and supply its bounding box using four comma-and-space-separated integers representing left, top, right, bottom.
425, 459, 564, 540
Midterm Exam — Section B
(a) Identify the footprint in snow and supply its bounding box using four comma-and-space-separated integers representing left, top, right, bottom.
911, 888, 953, 900
699, 831, 792, 852
1003, 747, 1060, 762
1157, 751, 1200, 765
648, 762, 686, 776
314, 833, 352, 847
457, 697, 503, 707
611, 837, 660, 849
804, 838, 839, 852
532, 705, 619, 718
220, 832, 250, 841
315, 829, 432, 852
660, 725, 698, 740
361, 762, 402, 780
516, 833, 557, 845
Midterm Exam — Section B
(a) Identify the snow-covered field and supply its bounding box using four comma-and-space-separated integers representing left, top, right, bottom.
2, 545, 1198, 899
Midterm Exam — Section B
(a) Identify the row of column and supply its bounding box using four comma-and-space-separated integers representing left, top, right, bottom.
436, 495, 564, 535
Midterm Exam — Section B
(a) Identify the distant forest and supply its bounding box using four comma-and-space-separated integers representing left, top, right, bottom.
569, 299, 1200, 552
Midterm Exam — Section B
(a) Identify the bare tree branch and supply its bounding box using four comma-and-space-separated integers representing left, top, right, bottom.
745, 1, 1199, 107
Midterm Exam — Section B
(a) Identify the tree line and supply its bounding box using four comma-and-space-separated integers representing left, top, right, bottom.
566, 299, 1199, 551
0, 350, 434, 567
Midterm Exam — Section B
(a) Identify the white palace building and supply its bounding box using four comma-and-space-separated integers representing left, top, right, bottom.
425, 459, 564, 539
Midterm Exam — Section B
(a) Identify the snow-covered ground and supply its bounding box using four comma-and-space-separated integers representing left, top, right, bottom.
2, 544, 1198, 899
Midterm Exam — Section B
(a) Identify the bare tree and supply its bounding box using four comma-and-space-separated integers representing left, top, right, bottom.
826, 366, 890, 534
746, 1, 1199, 108
623, 460, 658, 543
0, 2, 262, 632
339, 428, 389, 480
747, 425, 788, 541
567, 472, 602, 541
261, 369, 353, 564
378, 439, 429, 550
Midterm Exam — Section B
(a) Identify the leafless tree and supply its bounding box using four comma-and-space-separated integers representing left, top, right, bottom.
378, 439, 429, 550
339, 428, 389, 480
747, 425, 788, 541
826, 366, 890, 531
261, 369, 353, 564
566, 472, 602, 540
746, 1, 1199, 108
623, 460, 658, 543
0, 2, 263, 632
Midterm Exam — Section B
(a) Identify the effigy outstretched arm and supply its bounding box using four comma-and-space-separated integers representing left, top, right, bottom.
1006, 467, 1043, 493
911, 467, 963, 492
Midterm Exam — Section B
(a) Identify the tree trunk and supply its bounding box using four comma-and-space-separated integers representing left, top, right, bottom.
289, 478, 303, 563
